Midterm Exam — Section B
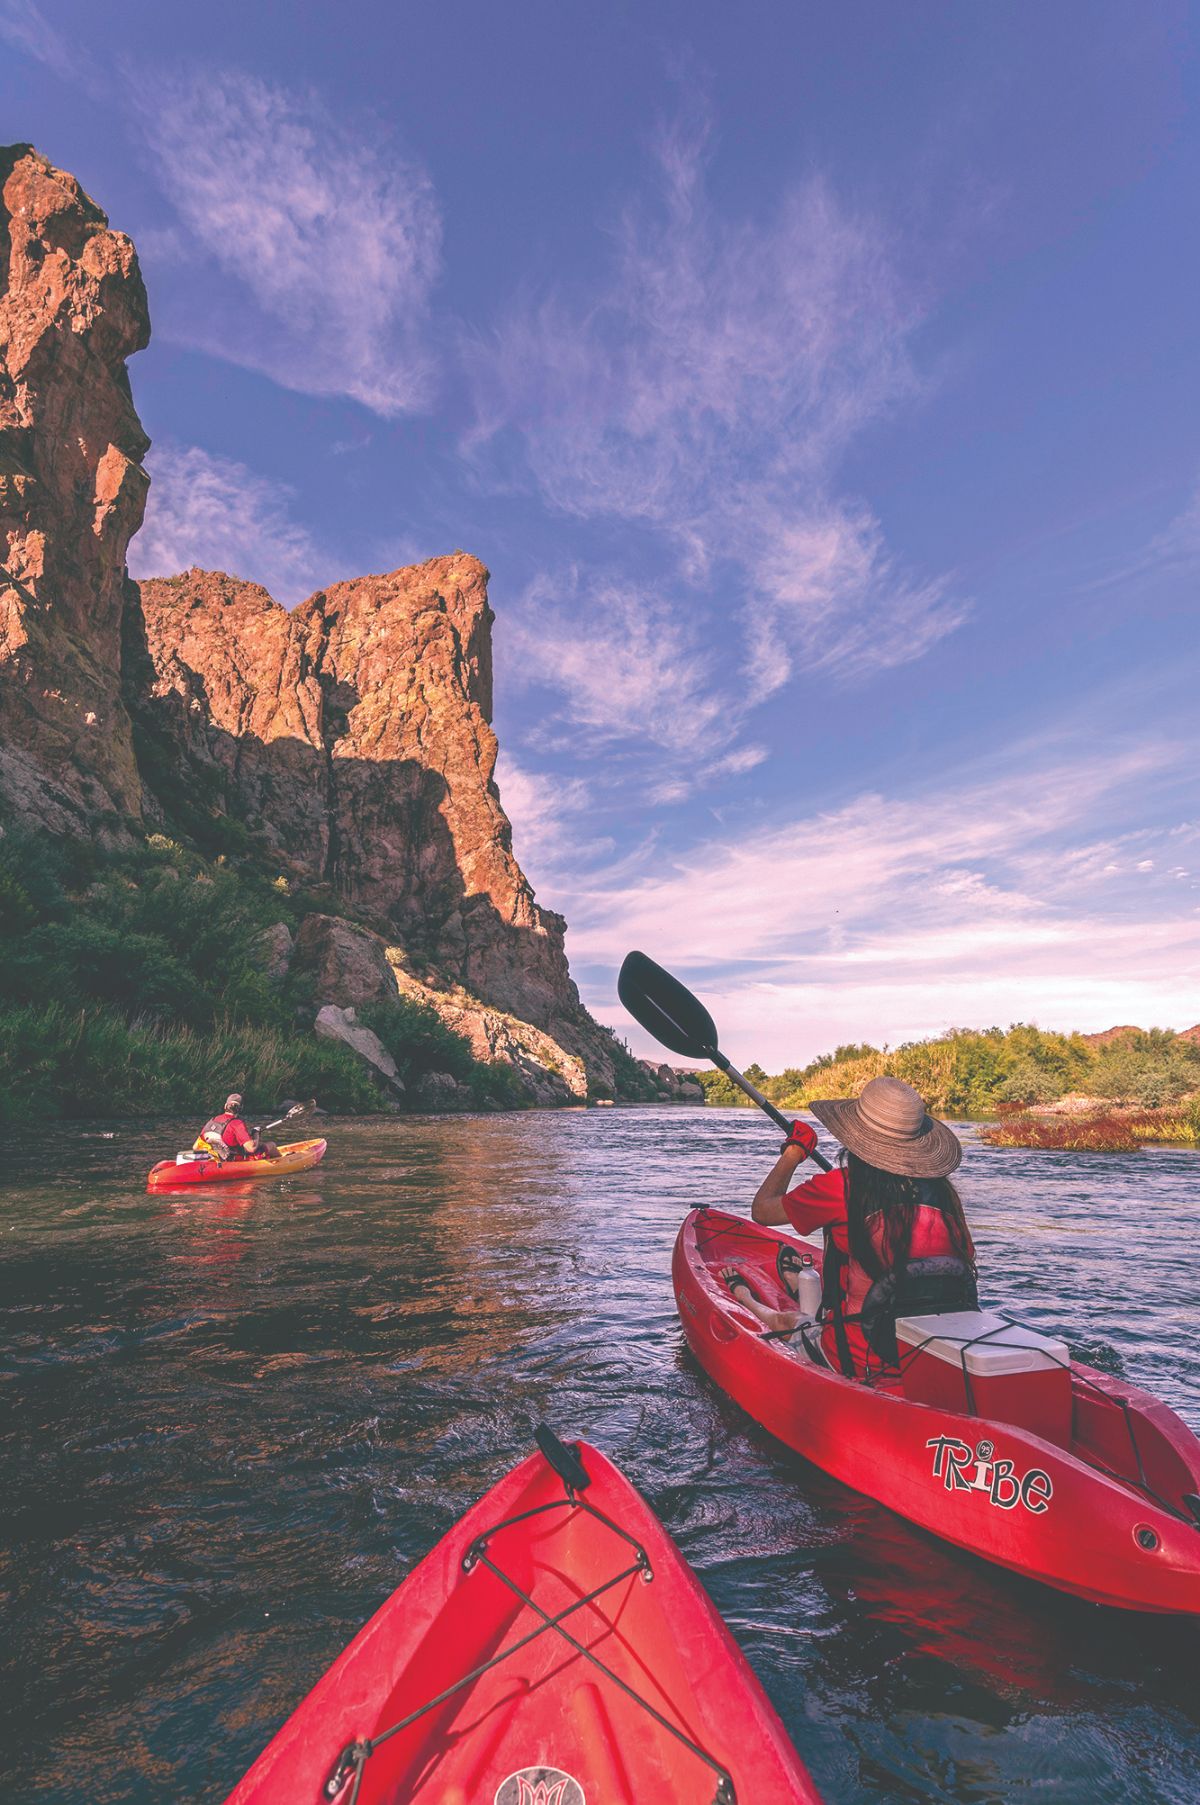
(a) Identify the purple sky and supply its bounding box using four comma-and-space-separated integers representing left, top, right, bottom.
3, 0, 1198, 1065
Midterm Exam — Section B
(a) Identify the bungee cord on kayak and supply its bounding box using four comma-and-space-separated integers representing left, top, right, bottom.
227, 1433, 820, 1804
322, 1430, 740, 1805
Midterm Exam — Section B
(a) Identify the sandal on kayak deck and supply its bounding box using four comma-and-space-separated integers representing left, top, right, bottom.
721, 1264, 760, 1302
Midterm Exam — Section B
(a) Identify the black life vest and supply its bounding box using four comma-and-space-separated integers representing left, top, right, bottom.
196, 1113, 241, 1159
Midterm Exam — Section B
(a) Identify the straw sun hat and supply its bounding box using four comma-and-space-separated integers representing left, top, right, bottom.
810, 1075, 962, 1179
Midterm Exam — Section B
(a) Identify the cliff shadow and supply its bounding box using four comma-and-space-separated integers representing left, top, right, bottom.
121, 587, 586, 1042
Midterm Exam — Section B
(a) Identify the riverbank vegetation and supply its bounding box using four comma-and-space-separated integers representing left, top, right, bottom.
696, 1023, 1200, 1146
0, 826, 522, 1124
978, 1108, 1199, 1152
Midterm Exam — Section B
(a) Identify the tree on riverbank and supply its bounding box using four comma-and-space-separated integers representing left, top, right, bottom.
695, 1022, 1200, 1139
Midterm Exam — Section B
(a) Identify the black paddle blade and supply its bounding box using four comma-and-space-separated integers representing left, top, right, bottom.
618, 951, 719, 1061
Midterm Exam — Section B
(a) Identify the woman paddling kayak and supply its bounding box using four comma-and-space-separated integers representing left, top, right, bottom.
723, 1075, 977, 1383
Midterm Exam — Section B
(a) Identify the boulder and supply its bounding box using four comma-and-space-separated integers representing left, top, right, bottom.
413, 1069, 472, 1110
253, 921, 293, 981
639, 1060, 707, 1104
313, 1004, 404, 1101
292, 913, 399, 1010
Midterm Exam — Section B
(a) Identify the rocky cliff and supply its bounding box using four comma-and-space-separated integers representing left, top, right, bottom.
0, 145, 624, 1102
127, 560, 615, 1086
0, 145, 150, 832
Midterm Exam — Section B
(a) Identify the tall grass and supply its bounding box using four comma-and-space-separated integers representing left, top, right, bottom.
0, 1002, 382, 1125
0, 825, 531, 1122
980, 1113, 1142, 1152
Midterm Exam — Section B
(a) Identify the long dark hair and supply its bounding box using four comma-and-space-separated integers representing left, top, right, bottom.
842, 1149, 974, 1282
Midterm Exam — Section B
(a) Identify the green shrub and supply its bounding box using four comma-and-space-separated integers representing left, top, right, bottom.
0, 867, 37, 936
998, 1059, 1062, 1107
693, 1018, 1196, 1127
469, 1060, 531, 1110
0, 1002, 382, 1125
358, 996, 479, 1087
597, 1029, 657, 1102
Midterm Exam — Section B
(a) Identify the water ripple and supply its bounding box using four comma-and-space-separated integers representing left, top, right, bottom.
0, 1109, 1197, 1802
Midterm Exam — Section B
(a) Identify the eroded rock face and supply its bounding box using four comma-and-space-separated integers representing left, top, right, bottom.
131, 561, 614, 1081
0, 145, 149, 831
287, 911, 589, 1106
0, 143, 619, 1099
390, 963, 589, 1106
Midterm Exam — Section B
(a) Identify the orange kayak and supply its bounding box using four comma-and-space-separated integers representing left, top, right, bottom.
146, 1137, 327, 1190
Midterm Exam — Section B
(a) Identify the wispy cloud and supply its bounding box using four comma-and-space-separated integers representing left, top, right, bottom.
0, 0, 80, 80
1085, 475, 1200, 598
744, 503, 970, 693
470, 116, 915, 534
470, 106, 965, 717
128, 442, 325, 605
1143, 479, 1200, 577
551, 733, 1200, 1063
494, 755, 607, 893
133, 68, 442, 415
502, 569, 735, 772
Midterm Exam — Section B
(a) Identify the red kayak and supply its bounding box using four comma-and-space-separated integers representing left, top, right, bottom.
225, 1428, 820, 1804
146, 1138, 327, 1190
674, 1208, 1200, 1615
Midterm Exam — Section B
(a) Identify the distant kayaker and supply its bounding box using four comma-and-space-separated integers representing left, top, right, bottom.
194, 1094, 278, 1163
723, 1076, 975, 1382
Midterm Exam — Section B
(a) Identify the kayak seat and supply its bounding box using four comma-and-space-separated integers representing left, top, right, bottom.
860, 1256, 979, 1367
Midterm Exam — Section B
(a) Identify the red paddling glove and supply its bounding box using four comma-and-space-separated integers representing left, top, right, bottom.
780, 1120, 817, 1158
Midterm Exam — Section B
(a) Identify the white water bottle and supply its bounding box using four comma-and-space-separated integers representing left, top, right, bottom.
793, 1256, 822, 1321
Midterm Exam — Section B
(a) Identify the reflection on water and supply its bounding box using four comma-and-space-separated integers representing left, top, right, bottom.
1, 1109, 1198, 1803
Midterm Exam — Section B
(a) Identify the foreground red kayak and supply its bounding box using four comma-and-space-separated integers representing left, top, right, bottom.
226, 1428, 820, 1804
675, 1208, 1200, 1616
147, 1138, 327, 1190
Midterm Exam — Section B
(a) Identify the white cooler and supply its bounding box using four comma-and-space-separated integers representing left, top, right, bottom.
895, 1310, 1072, 1446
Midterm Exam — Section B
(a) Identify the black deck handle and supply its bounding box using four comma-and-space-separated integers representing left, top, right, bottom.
535, 1422, 591, 1492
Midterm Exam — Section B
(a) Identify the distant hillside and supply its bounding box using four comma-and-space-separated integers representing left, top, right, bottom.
696, 1022, 1200, 1119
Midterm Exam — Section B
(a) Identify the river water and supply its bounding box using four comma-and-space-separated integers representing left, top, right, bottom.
1, 1108, 1198, 1804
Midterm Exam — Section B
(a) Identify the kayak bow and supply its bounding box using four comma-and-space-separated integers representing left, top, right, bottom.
224, 1430, 821, 1804
146, 1138, 327, 1190
674, 1208, 1200, 1615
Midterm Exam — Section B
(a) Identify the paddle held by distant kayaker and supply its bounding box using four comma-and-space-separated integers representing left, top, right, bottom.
733, 1076, 976, 1382
193, 1093, 278, 1163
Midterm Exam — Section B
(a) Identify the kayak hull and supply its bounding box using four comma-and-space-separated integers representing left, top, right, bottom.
674, 1208, 1200, 1616
146, 1138, 327, 1190
225, 1439, 821, 1804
